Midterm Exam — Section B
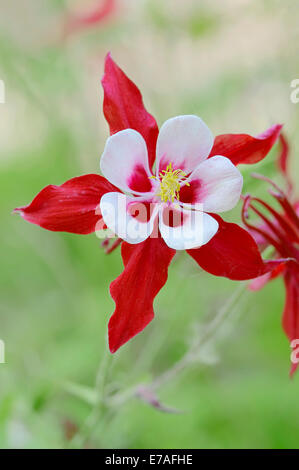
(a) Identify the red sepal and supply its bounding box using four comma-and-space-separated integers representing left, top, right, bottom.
108, 237, 175, 352
249, 262, 285, 291
187, 215, 281, 281
102, 53, 159, 168
15, 174, 119, 234
209, 124, 282, 166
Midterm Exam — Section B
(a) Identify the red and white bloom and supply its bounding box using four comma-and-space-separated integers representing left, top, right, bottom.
99, 115, 243, 250
15, 54, 284, 353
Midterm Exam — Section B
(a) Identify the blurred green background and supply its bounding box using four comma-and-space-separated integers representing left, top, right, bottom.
0, 0, 299, 449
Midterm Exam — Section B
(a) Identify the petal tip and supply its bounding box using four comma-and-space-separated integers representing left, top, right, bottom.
104, 51, 113, 66
290, 361, 298, 379
108, 343, 117, 354
102, 52, 114, 83
108, 328, 123, 354
12, 207, 24, 216
274, 123, 283, 137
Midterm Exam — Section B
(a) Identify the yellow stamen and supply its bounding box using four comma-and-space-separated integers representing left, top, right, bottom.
150, 162, 190, 203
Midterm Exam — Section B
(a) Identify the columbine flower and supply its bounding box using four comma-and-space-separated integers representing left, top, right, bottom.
15, 54, 283, 353
243, 135, 299, 375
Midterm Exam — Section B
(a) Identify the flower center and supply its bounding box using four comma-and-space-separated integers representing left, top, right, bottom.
151, 162, 190, 203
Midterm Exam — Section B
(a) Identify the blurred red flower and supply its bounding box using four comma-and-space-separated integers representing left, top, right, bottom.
243, 136, 299, 375
63, 0, 117, 36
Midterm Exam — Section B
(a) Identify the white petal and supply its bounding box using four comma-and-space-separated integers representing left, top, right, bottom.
100, 192, 158, 245
183, 156, 243, 213
100, 129, 153, 194
156, 115, 214, 174
186, 155, 243, 213
159, 205, 219, 250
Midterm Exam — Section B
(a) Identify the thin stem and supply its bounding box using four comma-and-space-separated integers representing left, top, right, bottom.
69, 283, 250, 442
108, 283, 247, 406
68, 345, 113, 448
150, 283, 246, 391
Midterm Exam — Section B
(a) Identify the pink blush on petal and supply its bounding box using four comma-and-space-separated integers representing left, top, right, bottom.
179, 179, 202, 204
127, 164, 153, 193
158, 156, 188, 174
127, 200, 155, 223
161, 206, 187, 228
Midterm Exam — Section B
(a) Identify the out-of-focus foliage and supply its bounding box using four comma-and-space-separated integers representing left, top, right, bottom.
0, 0, 298, 449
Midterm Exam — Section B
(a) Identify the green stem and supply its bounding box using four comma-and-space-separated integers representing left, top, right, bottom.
68, 346, 113, 448
107, 282, 247, 406
67, 283, 248, 445
151, 282, 247, 391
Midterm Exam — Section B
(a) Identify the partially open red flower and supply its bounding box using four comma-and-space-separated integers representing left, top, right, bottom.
15, 54, 283, 353
243, 136, 299, 375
